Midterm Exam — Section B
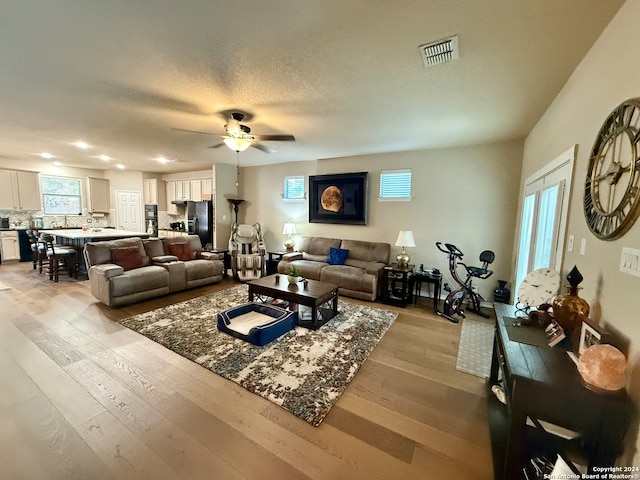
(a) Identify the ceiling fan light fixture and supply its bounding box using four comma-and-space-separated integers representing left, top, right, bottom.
223, 135, 252, 152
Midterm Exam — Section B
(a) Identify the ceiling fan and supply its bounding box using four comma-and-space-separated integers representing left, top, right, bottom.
173, 112, 295, 153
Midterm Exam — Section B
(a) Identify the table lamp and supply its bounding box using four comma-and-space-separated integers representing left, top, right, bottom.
395, 230, 415, 268
283, 222, 297, 252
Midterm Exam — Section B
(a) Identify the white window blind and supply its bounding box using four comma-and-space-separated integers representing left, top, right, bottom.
283, 176, 305, 201
379, 169, 411, 201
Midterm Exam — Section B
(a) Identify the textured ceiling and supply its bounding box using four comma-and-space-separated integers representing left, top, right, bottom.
0, 0, 625, 173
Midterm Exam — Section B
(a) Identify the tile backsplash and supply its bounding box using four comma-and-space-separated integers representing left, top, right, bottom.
0, 209, 186, 230
0, 210, 111, 229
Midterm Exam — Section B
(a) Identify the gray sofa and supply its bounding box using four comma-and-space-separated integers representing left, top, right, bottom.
84, 235, 224, 307
277, 236, 390, 301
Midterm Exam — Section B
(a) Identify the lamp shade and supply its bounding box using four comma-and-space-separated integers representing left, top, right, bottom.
223, 135, 252, 152
282, 222, 297, 235
395, 230, 415, 247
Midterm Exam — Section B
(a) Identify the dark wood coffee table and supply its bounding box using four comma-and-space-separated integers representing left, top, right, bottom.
247, 275, 339, 329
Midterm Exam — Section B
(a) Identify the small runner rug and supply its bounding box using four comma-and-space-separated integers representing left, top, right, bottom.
120, 285, 397, 426
456, 318, 494, 378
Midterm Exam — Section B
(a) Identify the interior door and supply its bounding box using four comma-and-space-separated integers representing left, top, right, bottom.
116, 190, 143, 232
514, 147, 575, 296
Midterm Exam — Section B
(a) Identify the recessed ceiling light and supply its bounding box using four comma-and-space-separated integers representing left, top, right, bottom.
74, 141, 91, 149
98, 155, 111, 161
52, 161, 63, 167
155, 156, 175, 164
116, 164, 125, 169
39, 152, 55, 159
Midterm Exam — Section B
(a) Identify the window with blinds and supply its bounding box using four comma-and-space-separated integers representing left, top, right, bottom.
283, 176, 305, 201
379, 169, 412, 201
40, 175, 83, 214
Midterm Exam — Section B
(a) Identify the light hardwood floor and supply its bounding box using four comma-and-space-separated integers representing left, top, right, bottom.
0, 260, 494, 479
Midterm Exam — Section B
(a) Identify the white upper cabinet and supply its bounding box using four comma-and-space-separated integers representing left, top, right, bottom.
87, 177, 110, 213
16, 171, 41, 210
143, 179, 158, 204
0, 170, 41, 211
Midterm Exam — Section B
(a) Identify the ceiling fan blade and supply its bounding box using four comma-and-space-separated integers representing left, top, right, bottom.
172, 127, 218, 136
252, 134, 295, 142
251, 142, 274, 153
207, 143, 225, 149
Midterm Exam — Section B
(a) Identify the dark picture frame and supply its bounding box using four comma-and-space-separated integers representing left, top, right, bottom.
309, 172, 368, 225
578, 317, 611, 355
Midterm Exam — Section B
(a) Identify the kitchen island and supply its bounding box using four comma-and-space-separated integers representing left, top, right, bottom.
40, 228, 151, 276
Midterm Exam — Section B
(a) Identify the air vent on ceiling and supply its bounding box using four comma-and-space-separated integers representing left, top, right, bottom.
419, 35, 459, 67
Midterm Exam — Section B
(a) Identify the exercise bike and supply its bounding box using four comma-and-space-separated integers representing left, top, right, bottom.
435, 242, 495, 323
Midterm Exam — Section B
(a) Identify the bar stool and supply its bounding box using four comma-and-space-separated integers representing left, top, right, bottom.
26, 230, 46, 270
40, 234, 78, 282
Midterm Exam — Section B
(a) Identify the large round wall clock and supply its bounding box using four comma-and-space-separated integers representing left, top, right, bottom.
584, 98, 640, 240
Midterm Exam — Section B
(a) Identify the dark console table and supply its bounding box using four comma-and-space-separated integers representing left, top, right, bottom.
489, 303, 633, 479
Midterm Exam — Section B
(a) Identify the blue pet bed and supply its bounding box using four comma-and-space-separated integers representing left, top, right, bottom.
217, 302, 297, 346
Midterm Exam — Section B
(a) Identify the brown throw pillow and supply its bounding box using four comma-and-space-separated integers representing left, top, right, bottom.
111, 246, 145, 271
168, 242, 195, 261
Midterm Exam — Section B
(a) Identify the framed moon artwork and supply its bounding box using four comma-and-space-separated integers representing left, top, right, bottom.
309, 172, 368, 224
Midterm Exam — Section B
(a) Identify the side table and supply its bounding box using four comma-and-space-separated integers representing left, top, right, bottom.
413, 271, 442, 313
209, 249, 230, 278
267, 250, 288, 275
382, 263, 414, 307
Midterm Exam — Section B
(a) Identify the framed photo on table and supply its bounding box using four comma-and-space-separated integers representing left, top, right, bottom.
579, 318, 610, 355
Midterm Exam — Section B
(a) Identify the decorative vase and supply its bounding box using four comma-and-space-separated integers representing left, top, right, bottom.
552, 266, 590, 336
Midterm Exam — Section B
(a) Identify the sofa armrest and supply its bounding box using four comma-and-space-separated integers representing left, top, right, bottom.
366, 262, 387, 276
152, 255, 179, 263
283, 252, 303, 262
87, 264, 125, 306
198, 251, 223, 261
90, 263, 125, 279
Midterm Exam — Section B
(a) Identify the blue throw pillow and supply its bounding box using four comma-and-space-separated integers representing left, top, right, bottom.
327, 247, 349, 265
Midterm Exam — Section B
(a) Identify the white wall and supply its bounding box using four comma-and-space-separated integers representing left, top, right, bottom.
240, 141, 523, 301
522, 0, 640, 463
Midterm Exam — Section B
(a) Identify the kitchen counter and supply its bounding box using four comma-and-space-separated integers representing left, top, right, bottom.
40, 228, 151, 277
40, 228, 150, 240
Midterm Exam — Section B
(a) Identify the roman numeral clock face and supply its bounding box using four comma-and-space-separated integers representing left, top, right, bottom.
584, 99, 640, 240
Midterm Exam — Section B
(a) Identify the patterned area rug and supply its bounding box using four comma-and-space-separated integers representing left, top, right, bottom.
455, 318, 494, 378
121, 285, 397, 426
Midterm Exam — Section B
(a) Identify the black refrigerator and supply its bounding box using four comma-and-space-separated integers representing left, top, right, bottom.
187, 200, 214, 248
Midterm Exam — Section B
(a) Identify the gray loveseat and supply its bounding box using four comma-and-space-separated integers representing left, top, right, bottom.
277, 236, 390, 301
84, 235, 224, 307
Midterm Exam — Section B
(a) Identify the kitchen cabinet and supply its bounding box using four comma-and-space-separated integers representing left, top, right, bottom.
175, 181, 190, 201
0, 170, 41, 211
166, 181, 178, 215
0, 171, 14, 210
1, 231, 19, 261
190, 180, 202, 202
16, 172, 41, 210
202, 179, 213, 199
165, 178, 213, 211
87, 177, 110, 213
143, 179, 158, 204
